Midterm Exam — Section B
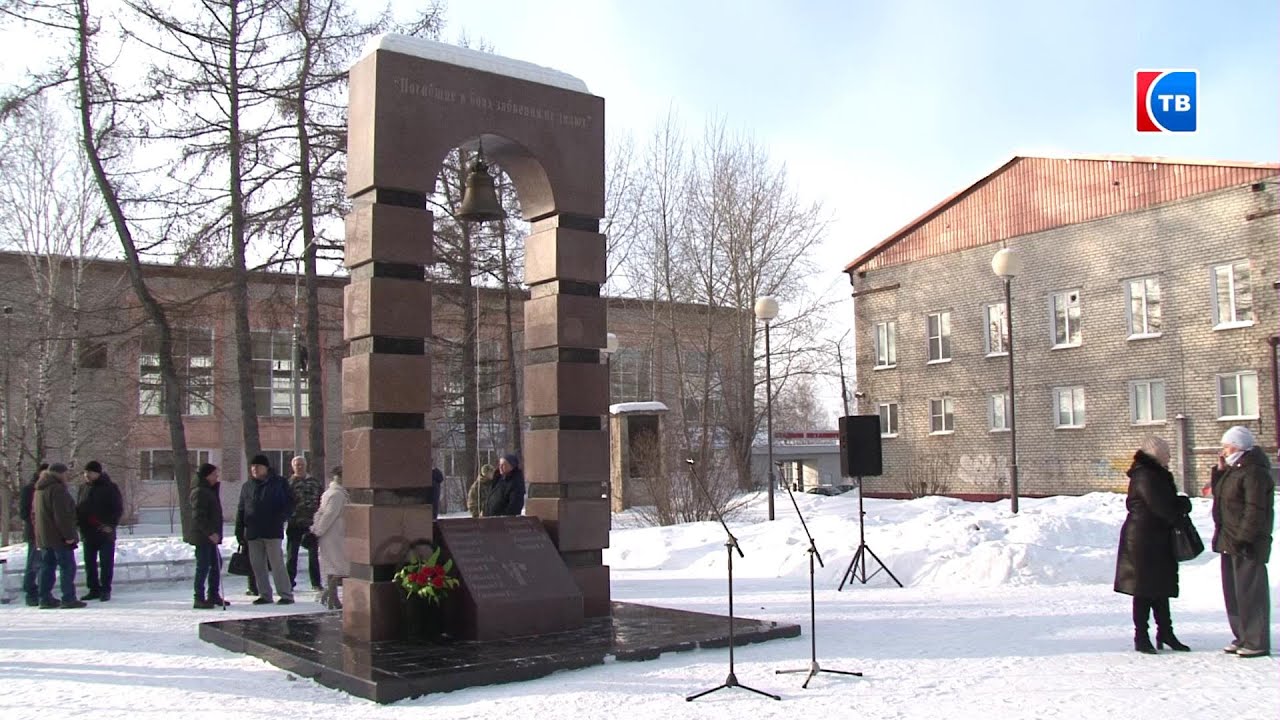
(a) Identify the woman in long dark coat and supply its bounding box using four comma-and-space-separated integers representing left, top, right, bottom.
1114, 436, 1192, 653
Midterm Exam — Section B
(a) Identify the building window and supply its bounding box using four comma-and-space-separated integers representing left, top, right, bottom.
1217, 371, 1259, 420
261, 449, 311, 474
139, 449, 213, 484
252, 330, 308, 417
1125, 277, 1163, 338
1211, 261, 1253, 328
1130, 379, 1167, 424
983, 303, 1008, 356
610, 348, 653, 403
139, 328, 214, 416
989, 392, 1010, 432
926, 312, 951, 363
878, 402, 899, 437
1051, 290, 1081, 348
928, 397, 954, 434
679, 350, 724, 422
873, 321, 897, 368
1053, 386, 1086, 428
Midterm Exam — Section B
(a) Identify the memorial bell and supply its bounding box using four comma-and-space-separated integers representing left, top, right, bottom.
457, 144, 506, 223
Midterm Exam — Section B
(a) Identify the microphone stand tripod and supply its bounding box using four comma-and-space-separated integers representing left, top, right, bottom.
684, 459, 780, 703
775, 467, 862, 688
838, 476, 902, 590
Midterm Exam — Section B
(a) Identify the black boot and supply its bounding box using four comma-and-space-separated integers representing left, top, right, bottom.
1153, 597, 1190, 651
1133, 596, 1157, 654
1135, 632, 1157, 654
193, 593, 214, 609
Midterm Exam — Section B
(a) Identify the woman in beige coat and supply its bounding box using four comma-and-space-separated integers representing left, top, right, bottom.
311, 466, 349, 609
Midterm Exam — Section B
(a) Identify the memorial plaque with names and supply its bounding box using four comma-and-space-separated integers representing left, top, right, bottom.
436, 517, 584, 641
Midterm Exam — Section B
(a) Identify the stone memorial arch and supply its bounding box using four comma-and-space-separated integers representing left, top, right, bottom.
341, 35, 610, 642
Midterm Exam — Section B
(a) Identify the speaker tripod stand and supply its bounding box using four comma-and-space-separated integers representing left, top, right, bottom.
775, 477, 862, 688
684, 460, 780, 703
838, 476, 902, 590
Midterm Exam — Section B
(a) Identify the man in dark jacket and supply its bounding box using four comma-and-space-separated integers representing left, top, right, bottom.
1210, 426, 1274, 658
34, 463, 87, 609
484, 454, 526, 517
76, 461, 124, 601
285, 455, 323, 591
19, 463, 48, 606
236, 454, 294, 605
430, 466, 445, 520
187, 463, 226, 609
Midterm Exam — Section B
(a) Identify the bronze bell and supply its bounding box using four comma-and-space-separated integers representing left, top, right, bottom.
457, 155, 506, 223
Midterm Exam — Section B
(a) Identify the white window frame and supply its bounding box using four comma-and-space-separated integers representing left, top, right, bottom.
1050, 290, 1082, 348
1129, 379, 1167, 425
1211, 261, 1254, 329
878, 402, 899, 437
928, 397, 954, 435
926, 311, 951, 364
1216, 371, 1259, 420
252, 330, 309, 418
1053, 386, 1086, 429
988, 392, 1010, 432
983, 302, 1008, 356
1124, 276, 1163, 339
139, 328, 214, 417
139, 449, 214, 485
873, 321, 897, 369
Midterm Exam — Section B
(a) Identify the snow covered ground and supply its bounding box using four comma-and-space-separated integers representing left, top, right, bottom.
2, 491, 1276, 719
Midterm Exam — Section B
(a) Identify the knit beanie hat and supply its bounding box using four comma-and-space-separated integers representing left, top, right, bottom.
197, 463, 218, 481
1220, 426, 1255, 450
250, 454, 271, 468
84, 460, 103, 474
49, 462, 68, 474
503, 453, 521, 469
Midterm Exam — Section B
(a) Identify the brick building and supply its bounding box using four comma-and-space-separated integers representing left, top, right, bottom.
845, 155, 1279, 499
0, 253, 738, 526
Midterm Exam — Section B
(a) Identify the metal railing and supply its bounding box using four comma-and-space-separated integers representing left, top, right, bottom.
0, 553, 208, 604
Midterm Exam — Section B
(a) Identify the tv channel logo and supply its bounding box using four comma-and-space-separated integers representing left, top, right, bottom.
1136, 70, 1197, 133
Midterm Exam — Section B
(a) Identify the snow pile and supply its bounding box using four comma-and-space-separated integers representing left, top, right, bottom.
3, 491, 1219, 592
1, 490, 1275, 720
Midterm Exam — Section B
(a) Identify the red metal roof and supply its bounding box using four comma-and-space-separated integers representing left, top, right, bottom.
844, 155, 1280, 273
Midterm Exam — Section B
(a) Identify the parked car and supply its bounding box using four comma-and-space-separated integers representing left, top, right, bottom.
804, 486, 841, 496
805, 484, 858, 496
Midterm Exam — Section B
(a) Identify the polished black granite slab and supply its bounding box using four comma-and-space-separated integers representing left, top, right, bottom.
199, 602, 800, 704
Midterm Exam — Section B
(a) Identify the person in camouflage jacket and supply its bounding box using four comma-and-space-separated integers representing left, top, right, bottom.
285, 456, 324, 590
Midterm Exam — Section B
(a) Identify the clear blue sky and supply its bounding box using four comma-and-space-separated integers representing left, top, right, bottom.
441, 0, 1277, 420
442, 0, 1279, 276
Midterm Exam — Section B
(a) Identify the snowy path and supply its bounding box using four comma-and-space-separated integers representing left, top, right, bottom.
2, 492, 1276, 719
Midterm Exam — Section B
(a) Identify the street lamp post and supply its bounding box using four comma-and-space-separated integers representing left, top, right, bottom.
603, 332, 619, 403
755, 296, 780, 521
2, 305, 11, 462
991, 248, 1022, 514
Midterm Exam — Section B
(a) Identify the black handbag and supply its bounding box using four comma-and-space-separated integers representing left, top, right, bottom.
1171, 515, 1204, 562
227, 546, 253, 576
301, 531, 318, 551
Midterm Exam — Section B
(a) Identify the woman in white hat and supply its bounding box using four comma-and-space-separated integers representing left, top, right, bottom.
1210, 425, 1273, 658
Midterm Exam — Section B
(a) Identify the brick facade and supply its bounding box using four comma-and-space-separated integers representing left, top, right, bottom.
0, 253, 731, 526
850, 172, 1279, 499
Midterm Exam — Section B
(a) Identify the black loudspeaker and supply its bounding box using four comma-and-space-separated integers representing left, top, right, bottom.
839, 415, 882, 477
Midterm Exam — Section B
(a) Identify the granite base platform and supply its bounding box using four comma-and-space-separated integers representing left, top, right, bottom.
199, 601, 801, 703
